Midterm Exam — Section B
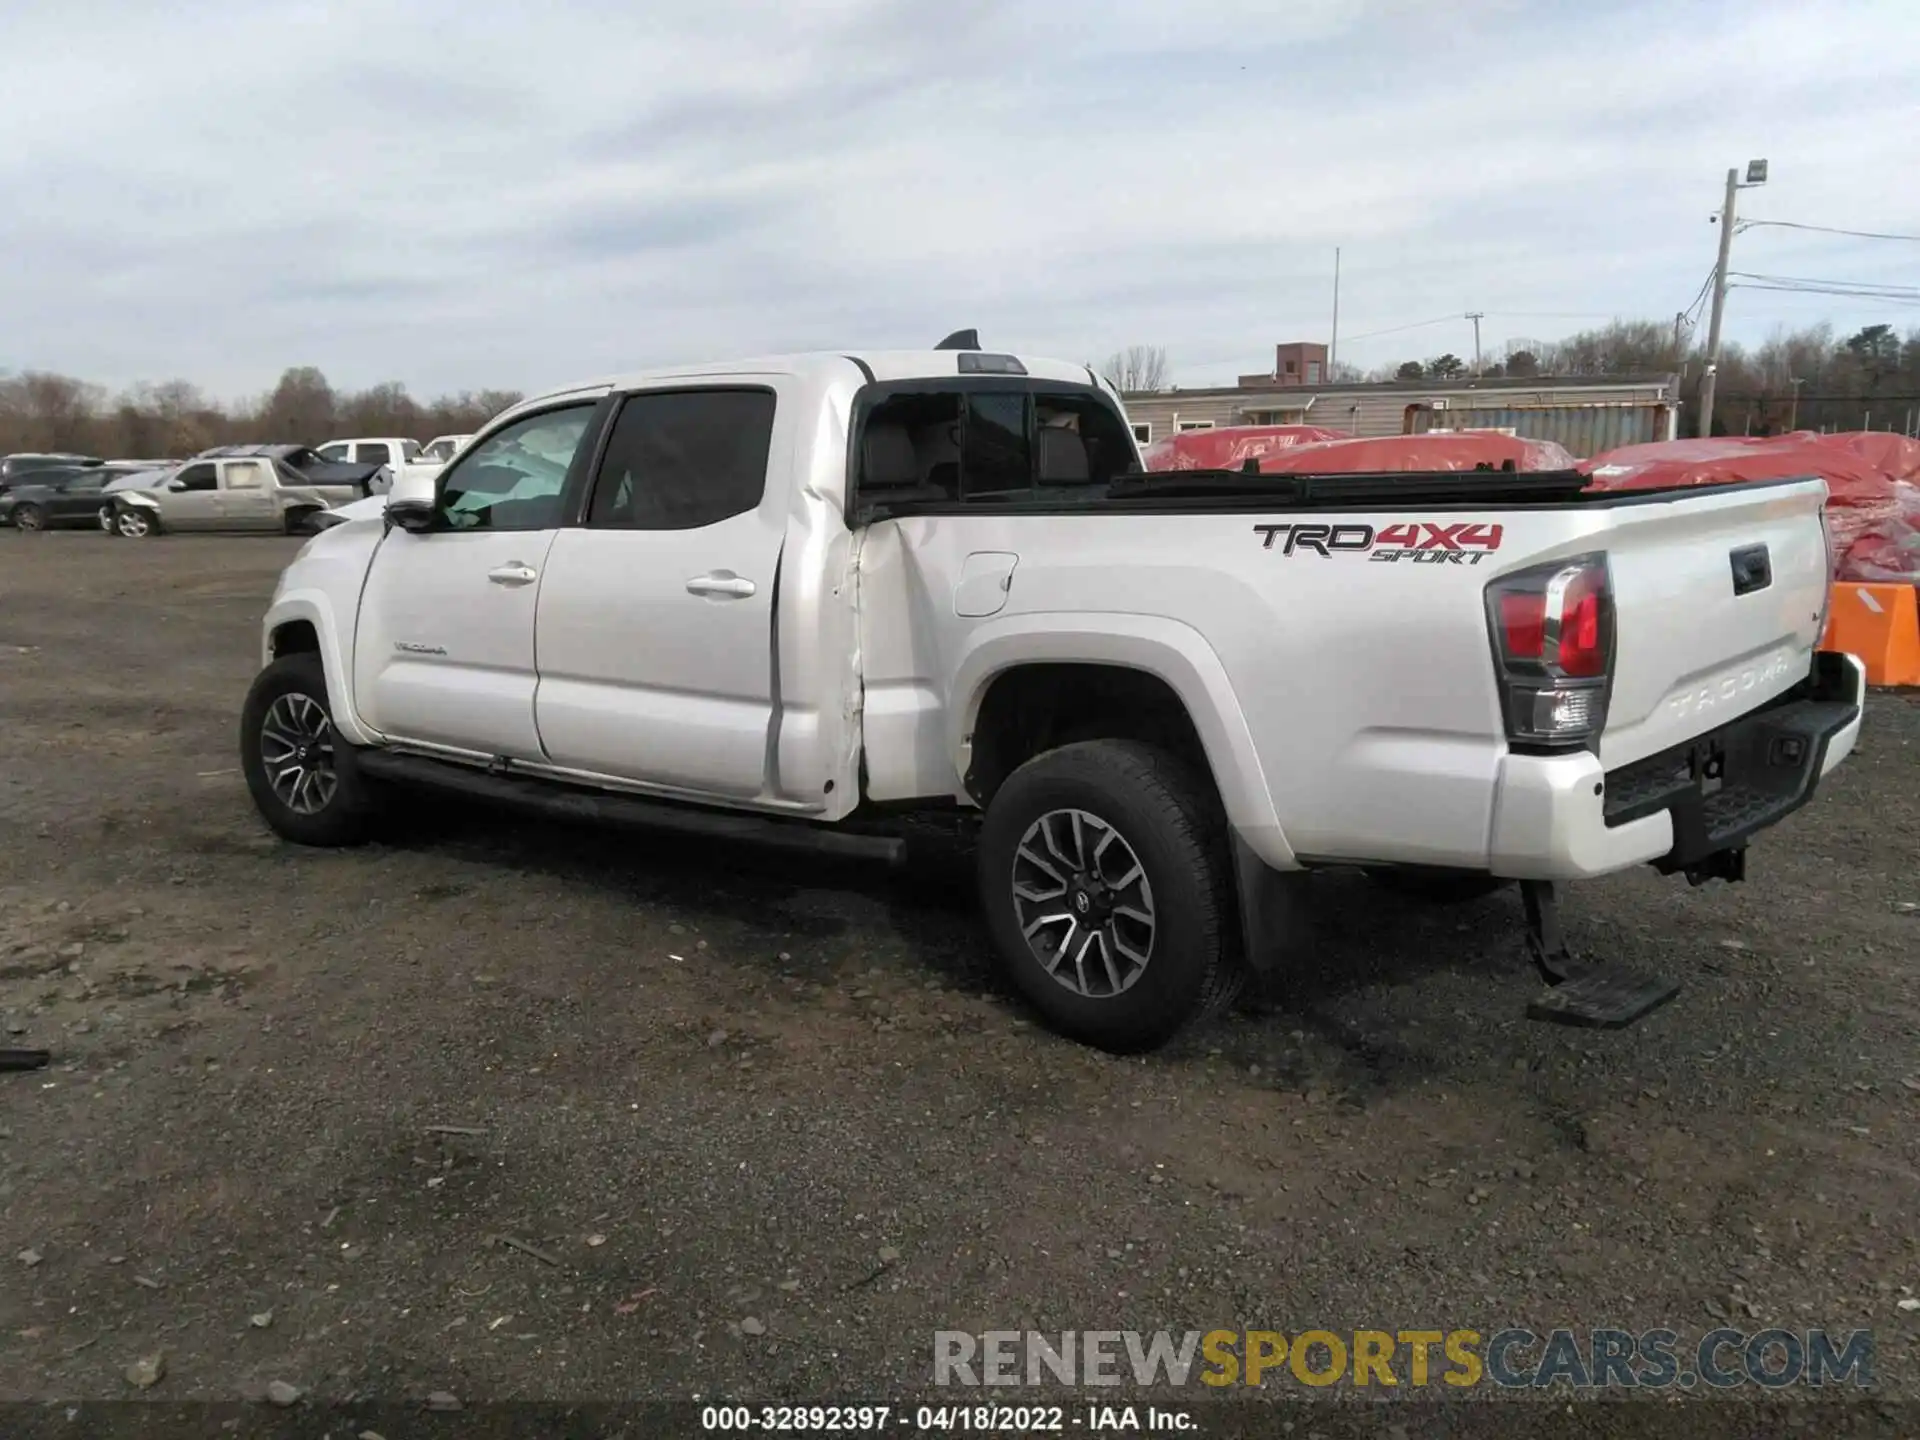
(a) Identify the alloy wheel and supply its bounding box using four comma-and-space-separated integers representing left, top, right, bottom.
1010, 807, 1156, 998
259, 692, 338, 816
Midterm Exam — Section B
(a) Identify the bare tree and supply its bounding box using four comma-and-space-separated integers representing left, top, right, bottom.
258, 366, 338, 443
1100, 345, 1170, 394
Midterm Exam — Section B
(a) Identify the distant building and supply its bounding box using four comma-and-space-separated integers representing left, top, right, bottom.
1120, 367, 1682, 459
1239, 341, 1330, 388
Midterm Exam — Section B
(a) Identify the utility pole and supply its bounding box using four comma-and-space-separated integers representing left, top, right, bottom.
1465, 312, 1485, 375
1788, 376, 1804, 431
1329, 247, 1341, 376
1671, 311, 1687, 358
1696, 159, 1768, 438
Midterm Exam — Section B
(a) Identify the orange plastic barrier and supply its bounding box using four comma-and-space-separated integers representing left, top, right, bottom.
1821, 582, 1920, 687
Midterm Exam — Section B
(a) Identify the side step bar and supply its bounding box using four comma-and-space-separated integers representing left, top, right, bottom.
354, 750, 909, 867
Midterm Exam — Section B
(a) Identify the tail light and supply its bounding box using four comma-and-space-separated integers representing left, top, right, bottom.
1485, 552, 1615, 751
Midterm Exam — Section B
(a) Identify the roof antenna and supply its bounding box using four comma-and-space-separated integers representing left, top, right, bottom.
935, 329, 980, 351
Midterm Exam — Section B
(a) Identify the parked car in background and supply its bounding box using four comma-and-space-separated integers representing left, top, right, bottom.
318, 436, 442, 490
1, 453, 102, 494
0, 466, 115, 529
190, 444, 390, 492
418, 434, 474, 464
106, 453, 380, 537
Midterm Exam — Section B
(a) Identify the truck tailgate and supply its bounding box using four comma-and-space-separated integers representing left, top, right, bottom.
1599, 478, 1830, 769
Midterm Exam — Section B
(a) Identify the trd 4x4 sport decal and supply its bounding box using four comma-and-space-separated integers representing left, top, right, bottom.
1253, 521, 1505, 565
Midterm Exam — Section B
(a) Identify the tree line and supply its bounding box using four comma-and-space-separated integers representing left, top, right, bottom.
10, 320, 1920, 460
0, 365, 524, 460
1378, 320, 1920, 435
1108, 320, 1920, 436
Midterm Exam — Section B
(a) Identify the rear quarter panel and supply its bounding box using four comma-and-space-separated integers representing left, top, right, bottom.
857, 480, 1831, 870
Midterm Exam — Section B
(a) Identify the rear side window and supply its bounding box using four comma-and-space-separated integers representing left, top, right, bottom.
586, 389, 776, 530
856, 385, 1138, 513
356, 442, 391, 466
223, 460, 267, 489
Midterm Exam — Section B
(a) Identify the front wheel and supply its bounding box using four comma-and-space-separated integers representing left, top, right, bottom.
977, 739, 1243, 1053
239, 654, 378, 846
114, 506, 158, 538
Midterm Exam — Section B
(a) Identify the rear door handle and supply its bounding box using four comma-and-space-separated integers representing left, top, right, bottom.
685, 573, 756, 599
487, 563, 539, 587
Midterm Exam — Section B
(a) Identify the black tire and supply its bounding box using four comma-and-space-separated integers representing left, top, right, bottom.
978, 739, 1243, 1053
99, 504, 118, 535
1365, 868, 1510, 904
239, 654, 378, 847
283, 507, 323, 536
13, 503, 46, 532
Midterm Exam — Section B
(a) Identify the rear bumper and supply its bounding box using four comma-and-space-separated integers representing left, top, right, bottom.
1489, 652, 1865, 880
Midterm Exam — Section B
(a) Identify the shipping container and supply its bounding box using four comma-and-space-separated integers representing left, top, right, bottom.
1408, 402, 1677, 457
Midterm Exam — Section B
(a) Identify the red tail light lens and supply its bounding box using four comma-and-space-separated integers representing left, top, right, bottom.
1485, 553, 1614, 751
1498, 592, 1547, 660
1556, 570, 1606, 677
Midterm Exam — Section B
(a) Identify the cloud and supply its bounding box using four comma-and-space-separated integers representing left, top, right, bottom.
1, 0, 1916, 401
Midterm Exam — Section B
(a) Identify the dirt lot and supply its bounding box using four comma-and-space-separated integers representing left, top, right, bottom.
2, 531, 1918, 1428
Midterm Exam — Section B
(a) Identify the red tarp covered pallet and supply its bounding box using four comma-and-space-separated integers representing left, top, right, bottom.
1141, 425, 1351, 472
1581, 432, 1920, 585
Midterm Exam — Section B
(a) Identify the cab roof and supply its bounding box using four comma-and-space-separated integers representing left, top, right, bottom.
519, 349, 1111, 412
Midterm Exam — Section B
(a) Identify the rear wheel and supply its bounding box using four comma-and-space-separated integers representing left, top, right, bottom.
1366, 868, 1510, 903
114, 506, 158, 538
13, 503, 46, 532
978, 739, 1242, 1053
239, 654, 379, 846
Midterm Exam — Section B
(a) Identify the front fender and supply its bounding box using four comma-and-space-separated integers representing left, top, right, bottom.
949, 611, 1298, 871
261, 590, 380, 747
117, 493, 161, 512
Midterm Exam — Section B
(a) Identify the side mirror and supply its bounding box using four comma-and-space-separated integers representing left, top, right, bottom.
386, 498, 437, 534
164, 478, 187, 492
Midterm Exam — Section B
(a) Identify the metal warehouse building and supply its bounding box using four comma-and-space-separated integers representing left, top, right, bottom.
1119, 373, 1681, 458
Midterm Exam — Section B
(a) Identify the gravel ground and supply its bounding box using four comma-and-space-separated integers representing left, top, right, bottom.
1, 531, 1917, 1432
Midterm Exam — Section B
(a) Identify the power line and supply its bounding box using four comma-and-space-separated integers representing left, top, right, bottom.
1728, 281, 1920, 307
1728, 271, 1920, 300
1337, 314, 1461, 343
1735, 218, 1920, 243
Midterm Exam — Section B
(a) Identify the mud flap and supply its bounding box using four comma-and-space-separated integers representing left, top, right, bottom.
1232, 836, 1311, 974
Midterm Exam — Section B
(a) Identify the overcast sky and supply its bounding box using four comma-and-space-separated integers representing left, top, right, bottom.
3, 0, 1917, 401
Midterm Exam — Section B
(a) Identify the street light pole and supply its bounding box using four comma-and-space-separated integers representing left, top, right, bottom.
1696, 159, 1767, 438
1329, 247, 1341, 376
1465, 312, 1485, 375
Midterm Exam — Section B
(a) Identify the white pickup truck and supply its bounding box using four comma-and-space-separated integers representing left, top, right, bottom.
242, 339, 1865, 1051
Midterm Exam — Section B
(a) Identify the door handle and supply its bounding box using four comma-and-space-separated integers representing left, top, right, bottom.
685, 573, 756, 599
487, 563, 539, 586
